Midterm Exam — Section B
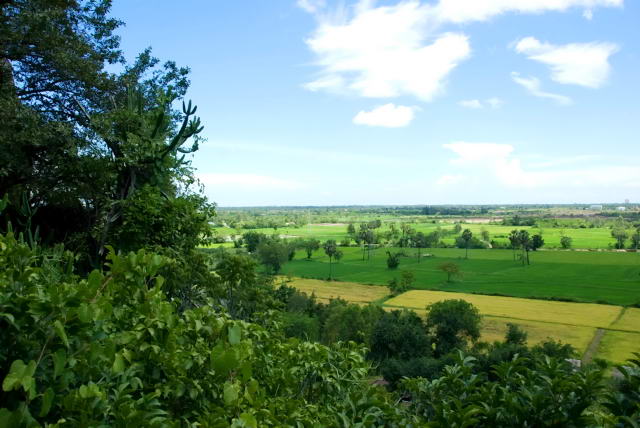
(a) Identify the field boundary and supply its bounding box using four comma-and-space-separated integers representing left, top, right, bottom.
582, 329, 606, 364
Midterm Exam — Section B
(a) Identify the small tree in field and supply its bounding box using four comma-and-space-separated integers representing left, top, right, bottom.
302, 238, 320, 259
386, 251, 400, 269
461, 229, 473, 259
438, 262, 461, 282
323, 239, 338, 280
531, 234, 544, 251
560, 235, 572, 249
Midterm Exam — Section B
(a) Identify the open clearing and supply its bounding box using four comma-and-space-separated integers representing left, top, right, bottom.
283, 247, 640, 305
288, 277, 640, 364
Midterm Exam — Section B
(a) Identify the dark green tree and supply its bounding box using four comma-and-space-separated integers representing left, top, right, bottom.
426, 299, 481, 355
302, 238, 320, 259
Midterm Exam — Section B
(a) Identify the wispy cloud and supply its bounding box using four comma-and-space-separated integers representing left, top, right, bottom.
459, 97, 504, 109
432, 0, 622, 23
511, 72, 572, 105
514, 37, 619, 88
296, 0, 326, 14
353, 103, 417, 127
441, 142, 640, 189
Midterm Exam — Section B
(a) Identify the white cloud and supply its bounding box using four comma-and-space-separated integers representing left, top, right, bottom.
433, 0, 622, 24
442, 142, 640, 190
197, 173, 304, 191
297, 0, 326, 14
302, 0, 622, 104
511, 72, 572, 105
486, 97, 504, 108
459, 99, 483, 109
353, 103, 417, 127
514, 37, 618, 88
583, 9, 594, 19
459, 97, 504, 109
304, 1, 471, 101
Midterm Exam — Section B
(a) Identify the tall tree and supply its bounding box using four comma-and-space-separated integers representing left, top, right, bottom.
461, 229, 473, 259
323, 239, 338, 280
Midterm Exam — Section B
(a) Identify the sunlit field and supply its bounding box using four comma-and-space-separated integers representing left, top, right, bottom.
286, 277, 389, 304
283, 246, 640, 305
384, 290, 622, 329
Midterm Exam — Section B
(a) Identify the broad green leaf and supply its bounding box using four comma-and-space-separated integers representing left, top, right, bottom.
53, 349, 66, 379
223, 382, 239, 406
234, 413, 257, 428
112, 353, 125, 374
228, 324, 241, 345
39, 387, 54, 417
2, 360, 27, 391
77, 303, 91, 323
53, 320, 69, 348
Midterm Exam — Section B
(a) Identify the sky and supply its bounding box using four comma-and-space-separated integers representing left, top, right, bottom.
111, 0, 640, 206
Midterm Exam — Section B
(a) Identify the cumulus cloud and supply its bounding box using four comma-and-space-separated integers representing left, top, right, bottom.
302, 0, 622, 105
514, 37, 618, 88
511, 72, 572, 105
459, 97, 504, 109
353, 103, 416, 127
583, 9, 594, 19
441, 142, 640, 189
304, 1, 471, 101
197, 173, 304, 191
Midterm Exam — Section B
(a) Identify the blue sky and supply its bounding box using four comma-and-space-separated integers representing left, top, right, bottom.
112, 0, 639, 206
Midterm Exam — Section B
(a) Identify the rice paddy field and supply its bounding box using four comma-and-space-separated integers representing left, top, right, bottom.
212, 222, 630, 249
287, 278, 640, 364
283, 246, 640, 305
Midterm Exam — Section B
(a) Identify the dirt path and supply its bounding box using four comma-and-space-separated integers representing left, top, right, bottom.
582, 328, 606, 364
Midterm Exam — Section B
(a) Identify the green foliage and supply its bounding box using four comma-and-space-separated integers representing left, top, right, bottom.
369, 310, 431, 362
386, 251, 400, 269
505, 323, 528, 346
256, 239, 290, 274
301, 238, 320, 259
561, 235, 573, 249
0, 231, 411, 426
438, 261, 461, 282
426, 299, 482, 355
401, 353, 604, 427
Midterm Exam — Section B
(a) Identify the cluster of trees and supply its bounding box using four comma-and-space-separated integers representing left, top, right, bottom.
507, 230, 544, 265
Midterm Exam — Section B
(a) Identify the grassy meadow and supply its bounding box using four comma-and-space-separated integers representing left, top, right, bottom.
283, 246, 640, 305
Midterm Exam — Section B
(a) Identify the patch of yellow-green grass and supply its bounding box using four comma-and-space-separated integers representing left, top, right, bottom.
595, 330, 640, 365
380, 309, 594, 354
287, 277, 390, 304
480, 316, 595, 354
385, 290, 622, 329
609, 308, 640, 333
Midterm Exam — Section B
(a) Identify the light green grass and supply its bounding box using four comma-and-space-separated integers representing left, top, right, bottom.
283, 247, 640, 305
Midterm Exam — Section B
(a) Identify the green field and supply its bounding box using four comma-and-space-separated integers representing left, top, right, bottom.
283, 247, 640, 305
212, 221, 629, 249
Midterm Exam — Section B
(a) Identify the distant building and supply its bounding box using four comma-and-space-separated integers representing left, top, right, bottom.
617, 206, 626, 211
589, 204, 603, 210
